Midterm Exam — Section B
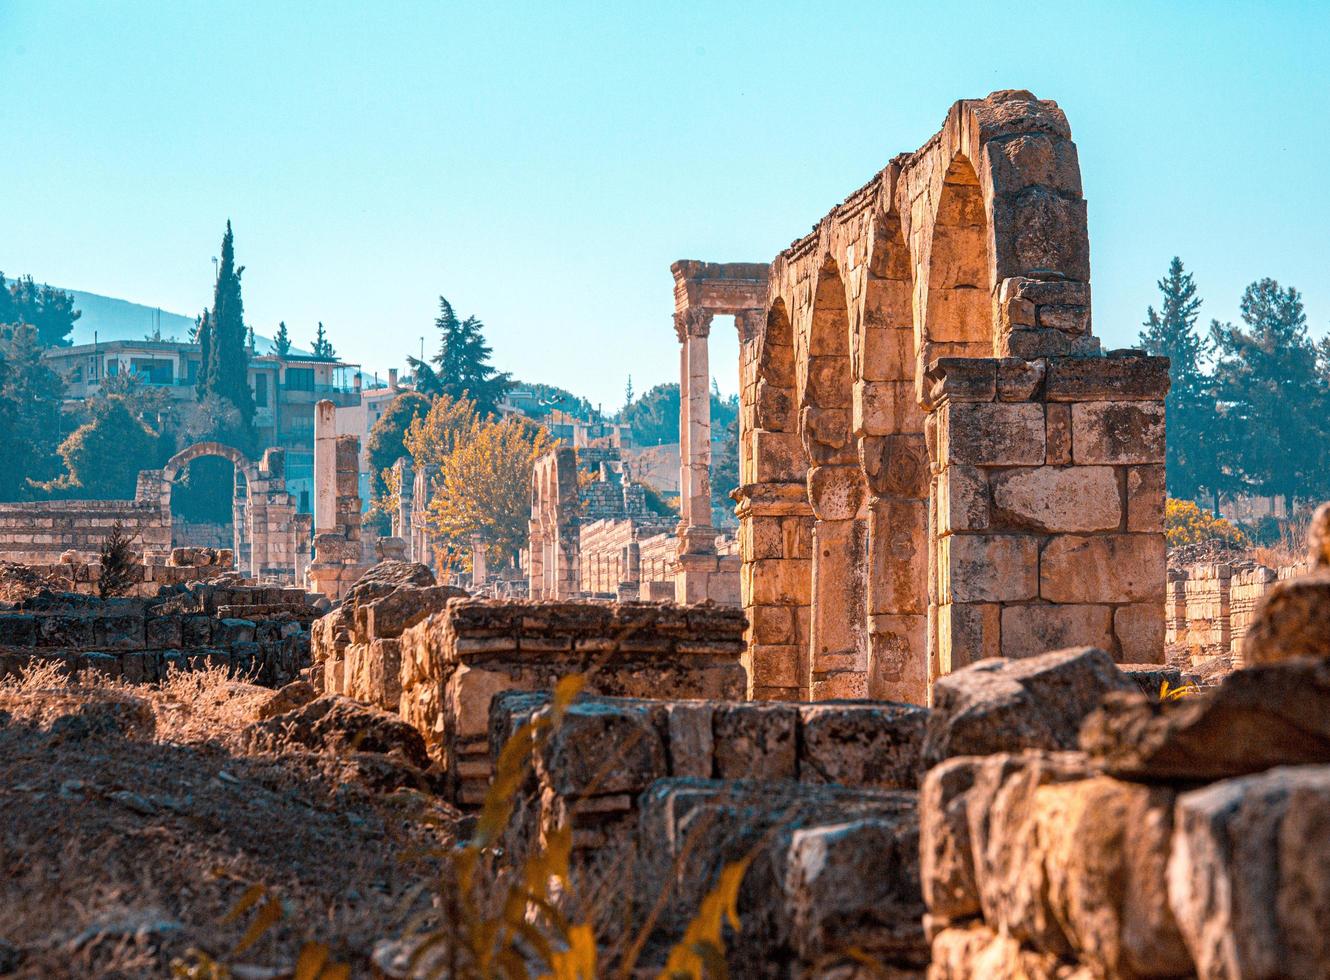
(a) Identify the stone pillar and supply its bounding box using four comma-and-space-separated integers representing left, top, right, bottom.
927, 353, 1170, 675
313, 399, 338, 534
528, 519, 545, 598
806, 464, 869, 699
675, 309, 715, 552
471, 534, 487, 588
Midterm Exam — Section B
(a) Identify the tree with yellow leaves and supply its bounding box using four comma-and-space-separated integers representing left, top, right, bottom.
425, 415, 553, 572
403, 392, 479, 470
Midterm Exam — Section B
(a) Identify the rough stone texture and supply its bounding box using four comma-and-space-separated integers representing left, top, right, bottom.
243, 694, 431, 770
1240, 570, 1330, 665
921, 646, 1136, 768
635, 778, 925, 976
397, 599, 746, 804
1080, 656, 1330, 781
1169, 765, 1330, 980
0, 581, 318, 686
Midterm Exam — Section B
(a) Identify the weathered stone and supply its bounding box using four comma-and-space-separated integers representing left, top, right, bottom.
1044, 355, 1170, 401
1080, 656, 1330, 781
1169, 765, 1330, 980
1039, 534, 1165, 604
942, 403, 1046, 467
1113, 602, 1165, 664
243, 694, 430, 769
1240, 571, 1330, 664
1070, 402, 1165, 464
1126, 464, 1166, 532
943, 534, 1039, 603
538, 699, 666, 797
922, 646, 1135, 768
797, 701, 928, 789
712, 702, 797, 779
990, 466, 1120, 532
998, 604, 1112, 661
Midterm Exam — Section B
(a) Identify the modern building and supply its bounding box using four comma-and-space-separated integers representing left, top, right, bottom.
43, 338, 361, 512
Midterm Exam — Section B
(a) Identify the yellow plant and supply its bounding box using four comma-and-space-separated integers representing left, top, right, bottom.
1164, 498, 1248, 548
1160, 680, 1201, 702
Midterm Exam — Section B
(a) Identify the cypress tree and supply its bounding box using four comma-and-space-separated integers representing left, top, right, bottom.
312, 321, 335, 359
194, 309, 212, 399
1139, 257, 1217, 503
207, 221, 255, 430
271, 320, 291, 356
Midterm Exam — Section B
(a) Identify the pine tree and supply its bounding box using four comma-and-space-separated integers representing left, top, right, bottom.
98, 520, 138, 598
0, 273, 80, 347
194, 309, 211, 398
311, 321, 335, 359
624, 375, 634, 411
205, 221, 255, 430
1139, 257, 1217, 503
1210, 278, 1322, 512
246, 325, 256, 353
0, 323, 65, 499
407, 297, 512, 418
271, 320, 291, 356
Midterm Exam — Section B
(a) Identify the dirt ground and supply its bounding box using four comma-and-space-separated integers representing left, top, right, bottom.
0, 665, 460, 978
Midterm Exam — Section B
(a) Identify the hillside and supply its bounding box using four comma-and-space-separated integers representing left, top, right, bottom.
62, 289, 282, 351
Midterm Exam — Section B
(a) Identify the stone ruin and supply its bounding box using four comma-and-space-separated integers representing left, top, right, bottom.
0, 578, 324, 687
672, 89, 1170, 704
306, 400, 377, 600
0, 440, 311, 584
527, 444, 719, 603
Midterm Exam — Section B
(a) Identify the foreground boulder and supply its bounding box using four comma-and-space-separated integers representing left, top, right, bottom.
1169, 765, 1330, 979
1080, 656, 1330, 781
921, 647, 1135, 768
1240, 572, 1330, 664
243, 694, 430, 769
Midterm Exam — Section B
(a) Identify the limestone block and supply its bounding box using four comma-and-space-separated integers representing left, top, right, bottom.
995, 357, 1046, 401
1039, 533, 1165, 604
942, 534, 1038, 603
868, 613, 928, 702
928, 357, 998, 403
1113, 603, 1165, 664
928, 923, 1073, 980
868, 498, 928, 614
937, 464, 989, 534
784, 817, 927, 969
990, 465, 1120, 533
852, 380, 897, 436
712, 702, 797, 779
749, 604, 794, 645
1169, 765, 1330, 980
1045, 403, 1072, 465
938, 601, 1001, 674
922, 646, 1135, 768
0, 614, 37, 647
983, 133, 1084, 196
1126, 464, 1166, 532
942, 402, 1046, 467
798, 702, 928, 789
1080, 657, 1330, 781
860, 324, 914, 382
1044, 354, 1170, 402
145, 614, 184, 649
746, 558, 812, 606
1070, 402, 1165, 465
538, 700, 667, 797
999, 604, 1113, 661
992, 187, 1090, 282
749, 644, 800, 690
665, 702, 714, 778
920, 756, 983, 923
750, 429, 806, 483
859, 432, 929, 498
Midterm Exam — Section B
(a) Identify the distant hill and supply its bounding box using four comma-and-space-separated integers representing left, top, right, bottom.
62, 288, 288, 351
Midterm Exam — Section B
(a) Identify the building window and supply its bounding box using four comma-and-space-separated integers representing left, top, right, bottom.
88, 356, 99, 381
106, 358, 119, 376
186, 360, 199, 383
130, 358, 173, 384
254, 372, 269, 408
285, 367, 314, 391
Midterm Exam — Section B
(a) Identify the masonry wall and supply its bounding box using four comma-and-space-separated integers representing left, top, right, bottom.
1165, 560, 1311, 667
0, 474, 170, 564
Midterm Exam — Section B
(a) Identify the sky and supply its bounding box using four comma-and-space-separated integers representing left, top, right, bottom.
2, 1, 1329, 410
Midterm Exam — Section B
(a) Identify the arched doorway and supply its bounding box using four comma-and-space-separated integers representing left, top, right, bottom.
160, 442, 257, 569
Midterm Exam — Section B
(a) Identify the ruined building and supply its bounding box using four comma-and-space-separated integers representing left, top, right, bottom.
662, 90, 1171, 704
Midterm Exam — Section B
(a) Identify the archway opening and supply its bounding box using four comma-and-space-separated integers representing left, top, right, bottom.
170, 455, 245, 551
923, 154, 992, 360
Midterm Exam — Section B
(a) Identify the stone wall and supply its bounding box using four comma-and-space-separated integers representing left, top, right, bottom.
307, 409, 373, 600
0, 580, 320, 686
1166, 560, 1311, 668
0, 471, 170, 565
395, 599, 746, 804
9, 558, 232, 599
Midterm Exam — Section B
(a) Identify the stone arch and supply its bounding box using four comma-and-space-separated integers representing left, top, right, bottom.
159, 442, 260, 573
800, 257, 856, 469
918, 153, 992, 377
756, 298, 796, 434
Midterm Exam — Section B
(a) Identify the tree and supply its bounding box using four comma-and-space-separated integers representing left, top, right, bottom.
194, 309, 211, 399
246, 325, 256, 354
624, 375, 634, 411
271, 321, 292, 356
620, 382, 738, 448
0, 273, 80, 347
201, 221, 255, 431
710, 397, 740, 527
312, 321, 335, 359
367, 390, 432, 505
98, 521, 138, 597
408, 297, 512, 418
43, 399, 159, 499
171, 395, 249, 523
1210, 278, 1323, 511
0, 323, 65, 499
403, 393, 479, 472
425, 415, 554, 570
1139, 257, 1218, 503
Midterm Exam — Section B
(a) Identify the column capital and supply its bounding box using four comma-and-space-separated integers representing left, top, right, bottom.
733, 307, 766, 343
673, 308, 714, 341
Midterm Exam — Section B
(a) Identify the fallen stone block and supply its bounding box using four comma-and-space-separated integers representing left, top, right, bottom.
797, 701, 928, 789
921, 646, 1135, 768
1241, 571, 1330, 664
243, 694, 430, 769
1080, 656, 1330, 781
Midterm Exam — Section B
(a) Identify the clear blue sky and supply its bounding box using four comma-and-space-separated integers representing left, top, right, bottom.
2, 1, 1328, 410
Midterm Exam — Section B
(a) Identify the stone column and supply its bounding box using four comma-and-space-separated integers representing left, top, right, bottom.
528, 519, 545, 598
806, 464, 869, 699
675, 309, 716, 552
471, 534, 487, 588
313, 399, 338, 534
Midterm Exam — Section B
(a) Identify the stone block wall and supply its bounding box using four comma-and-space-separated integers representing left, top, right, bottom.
396, 599, 746, 804
0, 581, 320, 686
9, 559, 233, 598
1165, 560, 1312, 667
929, 353, 1169, 681
0, 476, 170, 565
